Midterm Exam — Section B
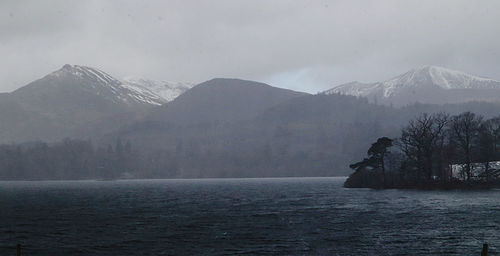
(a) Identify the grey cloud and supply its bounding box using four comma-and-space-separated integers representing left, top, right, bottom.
1, 0, 500, 93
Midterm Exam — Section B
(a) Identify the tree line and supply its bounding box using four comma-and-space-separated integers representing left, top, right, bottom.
0, 139, 137, 180
3, 110, 500, 182
345, 112, 500, 188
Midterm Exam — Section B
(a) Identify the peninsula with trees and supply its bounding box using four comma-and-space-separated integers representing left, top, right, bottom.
344, 112, 500, 189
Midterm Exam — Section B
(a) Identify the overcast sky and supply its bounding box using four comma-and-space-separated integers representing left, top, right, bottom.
1, 0, 500, 93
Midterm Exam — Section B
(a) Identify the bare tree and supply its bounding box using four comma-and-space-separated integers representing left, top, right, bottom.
449, 112, 483, 181
477, 117, 500, 181
399, 113, 449, 181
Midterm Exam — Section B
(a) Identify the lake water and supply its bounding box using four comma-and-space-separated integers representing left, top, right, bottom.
0, 177, 499, 255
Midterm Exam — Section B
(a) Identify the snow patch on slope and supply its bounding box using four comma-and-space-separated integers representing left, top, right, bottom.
122, 77, 194, 103
48, 65, 193, 106
323, 81, 378, 97
426, 66, 498, 89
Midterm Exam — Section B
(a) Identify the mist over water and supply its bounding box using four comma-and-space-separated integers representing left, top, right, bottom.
0, 177, 498, 255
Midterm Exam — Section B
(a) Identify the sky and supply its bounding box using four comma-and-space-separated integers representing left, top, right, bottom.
1, 0, 500, 93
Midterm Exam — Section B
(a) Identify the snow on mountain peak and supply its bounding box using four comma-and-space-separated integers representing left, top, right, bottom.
327, 66, 500, 97
47, 65, 192, 106
56, 64, 120, 85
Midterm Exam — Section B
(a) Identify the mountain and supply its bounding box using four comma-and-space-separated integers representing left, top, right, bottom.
12, 64, 169, 107
11, 65, 194, 108
0, 65, 142, 142
144, 78, 308, 125
325, 66, 500, 106
122, 77, 194, 104
0, 64, 194, 142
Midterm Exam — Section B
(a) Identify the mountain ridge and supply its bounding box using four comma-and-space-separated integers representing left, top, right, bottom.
325, 66, 500, 106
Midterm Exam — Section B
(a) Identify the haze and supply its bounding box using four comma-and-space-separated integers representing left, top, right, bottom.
1, 0, 500, 93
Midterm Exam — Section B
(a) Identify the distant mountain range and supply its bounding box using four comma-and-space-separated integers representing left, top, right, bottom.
324, 66, 500, 106
2, 64, 500, 178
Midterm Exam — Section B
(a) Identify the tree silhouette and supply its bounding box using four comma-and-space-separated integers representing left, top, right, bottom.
350, 137, 393, 187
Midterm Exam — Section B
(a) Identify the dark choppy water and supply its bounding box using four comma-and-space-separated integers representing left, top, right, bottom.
0, 177, 499, 255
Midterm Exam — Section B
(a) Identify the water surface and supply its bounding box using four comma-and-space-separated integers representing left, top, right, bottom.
0, 177, 499, 255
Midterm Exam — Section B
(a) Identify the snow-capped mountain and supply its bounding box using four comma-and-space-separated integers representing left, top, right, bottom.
0, 64, 195, 142
121, 77, 194, 104
325, 66, 500, 106
42, 64, 193, 106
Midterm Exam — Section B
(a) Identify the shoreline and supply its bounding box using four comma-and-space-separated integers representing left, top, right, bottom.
344, 180, 500, 190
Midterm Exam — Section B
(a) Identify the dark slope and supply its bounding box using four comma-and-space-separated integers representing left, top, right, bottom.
146, 78, 308, 124
257, 93, 396, 124
107, 93, 398, 178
